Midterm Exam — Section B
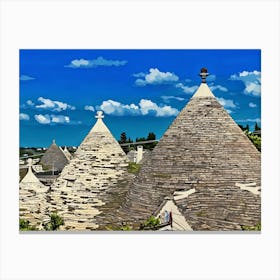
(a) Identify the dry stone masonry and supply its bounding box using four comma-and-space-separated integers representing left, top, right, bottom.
45, 111, 129, 230
40, 140, 69, 171
121, 69, 261, 230
19, 159, 49, 228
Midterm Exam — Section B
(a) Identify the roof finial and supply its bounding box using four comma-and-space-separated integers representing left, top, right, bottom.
27, 158, 33, 168
95, 111, 104, 119
52, 139, 56, 144
200, 68, 209, 83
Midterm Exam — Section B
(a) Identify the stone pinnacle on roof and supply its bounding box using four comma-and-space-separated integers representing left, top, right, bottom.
21, 158, 41, 183
199, 67, 209, 83
193, 68, 215, 98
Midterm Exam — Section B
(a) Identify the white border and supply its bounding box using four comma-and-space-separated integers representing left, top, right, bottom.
1, 1, 279, 280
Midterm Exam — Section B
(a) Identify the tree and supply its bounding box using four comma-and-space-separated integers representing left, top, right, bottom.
254, 122, 261, 131
119, 132, 127, 144
147, 132, 156, 141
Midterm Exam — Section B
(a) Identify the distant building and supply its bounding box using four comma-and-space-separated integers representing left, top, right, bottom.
39, 140, 69, 172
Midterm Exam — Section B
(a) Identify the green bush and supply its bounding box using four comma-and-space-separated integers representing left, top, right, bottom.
44, 213, 64, 231
140, 216, 160, 230
127, 162, 141, 174
19, 219, 37, 231
241, 222, 261, 231
245, 131, 261, 151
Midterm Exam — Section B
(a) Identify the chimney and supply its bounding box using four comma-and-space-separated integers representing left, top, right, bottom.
136, 145, 143, 164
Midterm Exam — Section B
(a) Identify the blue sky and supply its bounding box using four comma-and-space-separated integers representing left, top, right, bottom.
20, 49, 261, 147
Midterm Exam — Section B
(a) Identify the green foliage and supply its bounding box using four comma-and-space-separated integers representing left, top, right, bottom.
119, 132, 133, 153
19, 219, 37, 231
140, 216, 160, 230
119, 132, 127, 144
254, 122, 261, 131
241, 222, 261, 231
44, 213, 64, 231
127, 162, 141, 174
120, 225, 132, 231
245, 130, 261, 151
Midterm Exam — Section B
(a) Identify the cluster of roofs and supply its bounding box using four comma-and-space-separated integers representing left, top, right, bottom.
19, 69, 261, 231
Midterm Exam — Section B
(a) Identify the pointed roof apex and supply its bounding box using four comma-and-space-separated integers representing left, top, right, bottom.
52, 139, 56, 144
90, 111, 110, 133
21, 158, 41, 183
192, 83, 215, 98
192, 68, 215, 98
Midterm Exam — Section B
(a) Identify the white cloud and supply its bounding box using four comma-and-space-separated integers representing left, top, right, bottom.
230, 70, 261, 97
217, 97, 236, 108
161, 95, 185, 102
236, 118, 261, 123
100, 100, 139, 116
139, 99, 179, 117
19, 113, 30, 121
209, 85, 228, 92
135, 68, 179, 86
249, 102, 257, 108
226, 109, 232, 114
50, 115, 70, 124
65, 56, 127, 68
99, 99, 179, 117
132, 72, 146, 78
34, 114, 70, 124
207, 74, 216, 82
175, 83, 198, 94
20, 75, 35, 81
27, 100, 34, 106
36, 97, 75, 112
34, 114, 51, 124
84, 105, 95, 112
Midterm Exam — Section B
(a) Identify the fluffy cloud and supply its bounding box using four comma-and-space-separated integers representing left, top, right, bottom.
226, 109, 232, 114
207, 74, 216, 82
84, 105, 95, 112
34, 114, 51, 124
135, 68, 179, 86
217, 97, 236, 108
175, 83, 198, 94
249, 102, 257, 108
65, 56, 127, 68
209, 84, 228, 92
34, 114, 70, 124
27, 100, 34, 106
161, 95, 185, 102
36, 97, 75, 112
99, 99, 179, 117
132, 72, 146, 78
20, 75, 35, 81
230, 70, 261, 97
19, 113, 30, 121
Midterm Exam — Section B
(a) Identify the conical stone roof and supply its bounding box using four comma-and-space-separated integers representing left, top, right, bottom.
19, 159, 49, 229
62, 146, 73, 161
122, 70, 261, 230
46, 111, 129, 230
40, 140, 69, 171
